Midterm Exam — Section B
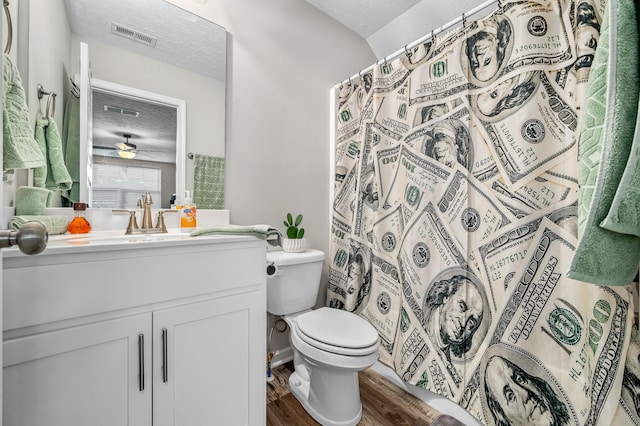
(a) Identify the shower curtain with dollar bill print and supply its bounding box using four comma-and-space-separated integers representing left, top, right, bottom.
328, 0, 638, 424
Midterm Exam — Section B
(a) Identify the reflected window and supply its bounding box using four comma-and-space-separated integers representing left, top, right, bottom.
91, 163, 161, 208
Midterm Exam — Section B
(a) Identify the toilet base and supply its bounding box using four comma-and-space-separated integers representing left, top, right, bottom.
288, 370, 362, 426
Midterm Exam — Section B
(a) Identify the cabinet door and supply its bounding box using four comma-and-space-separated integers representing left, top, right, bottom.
153, 290, 266, 426
3, 313, 152, 426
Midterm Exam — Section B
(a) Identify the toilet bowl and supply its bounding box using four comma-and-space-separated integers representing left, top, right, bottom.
266, 250, 380, 426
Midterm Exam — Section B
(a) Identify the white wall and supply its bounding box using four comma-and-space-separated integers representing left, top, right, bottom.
182, 0, 376, 351
209, 3, 374, 272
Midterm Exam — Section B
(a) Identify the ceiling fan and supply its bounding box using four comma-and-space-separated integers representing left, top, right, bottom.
92, 131, 175, 163
115, 134, 137, 159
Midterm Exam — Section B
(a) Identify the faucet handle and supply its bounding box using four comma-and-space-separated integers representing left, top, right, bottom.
112, 209, 139, 234
155, 209, 178, 233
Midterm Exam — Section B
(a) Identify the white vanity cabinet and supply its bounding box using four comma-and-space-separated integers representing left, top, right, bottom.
2, 235, 267, 426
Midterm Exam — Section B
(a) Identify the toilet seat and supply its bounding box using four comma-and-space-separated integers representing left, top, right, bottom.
295, 307, 379, 357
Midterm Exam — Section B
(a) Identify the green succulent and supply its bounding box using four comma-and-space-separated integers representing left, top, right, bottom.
283, 213, 305, 239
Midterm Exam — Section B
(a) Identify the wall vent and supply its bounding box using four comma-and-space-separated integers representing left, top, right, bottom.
111, 22, 157, 47
104, 105, 140, 117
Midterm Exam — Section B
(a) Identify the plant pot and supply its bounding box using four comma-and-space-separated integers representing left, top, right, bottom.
282, 237, 307, 253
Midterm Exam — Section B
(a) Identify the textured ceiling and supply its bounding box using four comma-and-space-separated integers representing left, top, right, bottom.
91, 90, 177, 163
306, 0, 493, 59
63, 0, 226, 81
304, 0, 422, 39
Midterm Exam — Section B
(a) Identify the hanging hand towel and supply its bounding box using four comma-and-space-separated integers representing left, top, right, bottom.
567, 0, 640, 286
192, 154, 224, 209
190, 224, 282, 247
2, 54, 45, 171
34, 113, 73, 191
62, 94, 80, 202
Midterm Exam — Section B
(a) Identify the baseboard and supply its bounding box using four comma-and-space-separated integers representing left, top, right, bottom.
271, 345, 293, 368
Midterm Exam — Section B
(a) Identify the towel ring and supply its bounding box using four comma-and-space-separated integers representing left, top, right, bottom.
45, 93, 56, 119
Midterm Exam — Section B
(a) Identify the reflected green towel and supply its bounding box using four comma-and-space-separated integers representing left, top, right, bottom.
567, 0, 640, 286
34, 114, 73, 191
2, 54, 45, 171
192, 154, 224, 209
191, 224, 281, 247
9, 215, 69, 235
62, 94, 80, 202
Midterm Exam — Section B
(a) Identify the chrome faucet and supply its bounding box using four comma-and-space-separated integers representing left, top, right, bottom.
139, 192, 154, 229
113, 193, 177, 234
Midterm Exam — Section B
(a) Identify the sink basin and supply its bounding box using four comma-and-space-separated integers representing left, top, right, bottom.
49, 229, 193, 246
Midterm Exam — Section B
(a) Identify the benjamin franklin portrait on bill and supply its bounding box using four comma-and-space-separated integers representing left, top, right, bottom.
480, 344, 574, 426
462, 14, 514, 86
422, 269, 490, 362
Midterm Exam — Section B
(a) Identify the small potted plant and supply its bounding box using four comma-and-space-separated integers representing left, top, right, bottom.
282, 212, 307, 253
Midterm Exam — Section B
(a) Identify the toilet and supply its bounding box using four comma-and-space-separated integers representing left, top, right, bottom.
266, 249, 379, 426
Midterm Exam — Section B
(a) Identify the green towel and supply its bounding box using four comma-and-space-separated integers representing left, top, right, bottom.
8, 215, 70, 235
2, 54, 46, 171
567, 0, 640, 286
15, 186, 52, 216
62, 94, 80, 203
190, 224, 282, 247
34, 114, 73, 191
192, 154, 224, 209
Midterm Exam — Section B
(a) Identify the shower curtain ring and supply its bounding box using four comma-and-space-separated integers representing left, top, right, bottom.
348, 76, 352, 86
462, 13, 467, 27
431, 30, 435, 43
404, 44, 410, 56
497, 0, 502, 9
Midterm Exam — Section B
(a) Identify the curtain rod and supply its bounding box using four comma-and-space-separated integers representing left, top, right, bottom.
337, 0, 500, 87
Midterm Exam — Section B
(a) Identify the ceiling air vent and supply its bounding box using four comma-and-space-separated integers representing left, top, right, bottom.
111, 22, 157, 48
103, 105, 140, 117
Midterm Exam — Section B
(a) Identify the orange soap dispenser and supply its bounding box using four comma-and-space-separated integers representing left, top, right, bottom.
67, 202, 92, 234
180, 191, 197, 230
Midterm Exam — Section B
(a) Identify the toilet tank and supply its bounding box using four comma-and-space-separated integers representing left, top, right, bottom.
266, 249, 325, 315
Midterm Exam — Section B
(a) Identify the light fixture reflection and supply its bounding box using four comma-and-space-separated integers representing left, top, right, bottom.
117, 150, 136, 159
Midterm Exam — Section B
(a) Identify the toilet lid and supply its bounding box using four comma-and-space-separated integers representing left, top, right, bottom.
295, 307, 379, 354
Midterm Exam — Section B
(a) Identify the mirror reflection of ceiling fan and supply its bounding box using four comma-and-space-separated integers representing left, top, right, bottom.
92, 132, 171, 161
115, 134, 137, 159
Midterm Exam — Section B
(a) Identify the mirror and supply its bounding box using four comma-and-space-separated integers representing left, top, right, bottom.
10, 0, 226, 209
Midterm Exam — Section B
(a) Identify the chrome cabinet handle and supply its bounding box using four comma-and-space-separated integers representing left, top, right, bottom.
138, 334, 145, 392
162, 328, 168, 383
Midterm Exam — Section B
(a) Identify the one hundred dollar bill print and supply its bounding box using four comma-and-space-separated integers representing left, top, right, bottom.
403, 98, 500, 182
614, 324, 640, 425
460, 219, 633, 425
360, 253, 403, 365
474, 202, 578, 310
397, 202, 492, 397
473, 71, 579, 189
381, 145, 451, 225
408, 0, 576, 106
435, 165, 514, 259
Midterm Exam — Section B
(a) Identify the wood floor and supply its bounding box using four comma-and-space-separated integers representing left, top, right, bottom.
266, 362, 465, 426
